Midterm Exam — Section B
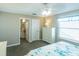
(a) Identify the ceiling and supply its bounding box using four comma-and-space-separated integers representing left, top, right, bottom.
0, 3, 79, 16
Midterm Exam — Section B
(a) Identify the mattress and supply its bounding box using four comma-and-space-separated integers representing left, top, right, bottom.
27, 41, 79, 56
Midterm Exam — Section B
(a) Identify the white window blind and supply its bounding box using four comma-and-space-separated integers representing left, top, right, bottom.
58, 16, 79, 42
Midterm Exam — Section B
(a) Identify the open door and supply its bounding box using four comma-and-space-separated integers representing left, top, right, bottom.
20, 18, 29, 41
20, 18, 40, 42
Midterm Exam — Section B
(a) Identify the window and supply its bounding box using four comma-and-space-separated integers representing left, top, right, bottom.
58, 16, 79, 42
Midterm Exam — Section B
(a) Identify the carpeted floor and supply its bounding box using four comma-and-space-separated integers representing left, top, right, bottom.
7, 39, 49, 56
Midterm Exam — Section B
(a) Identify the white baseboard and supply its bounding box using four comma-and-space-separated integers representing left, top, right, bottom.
7, 43, 20, 47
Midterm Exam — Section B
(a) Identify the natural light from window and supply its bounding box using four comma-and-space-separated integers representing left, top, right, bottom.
58, 16, 79, 42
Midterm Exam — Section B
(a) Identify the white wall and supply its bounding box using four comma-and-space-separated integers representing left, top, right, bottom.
0, 12, 26, 47
0, 12, 21, 46
0, 11, 39, 47
55, 9, 79, 18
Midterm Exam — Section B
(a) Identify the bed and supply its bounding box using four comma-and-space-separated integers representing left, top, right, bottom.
27, 41, 79, 56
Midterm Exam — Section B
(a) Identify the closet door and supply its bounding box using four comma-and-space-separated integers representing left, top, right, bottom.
31, 19, 40, 42
42, 27, 55, 43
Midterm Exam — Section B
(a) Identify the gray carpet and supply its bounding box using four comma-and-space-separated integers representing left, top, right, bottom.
7, 39, 49, 56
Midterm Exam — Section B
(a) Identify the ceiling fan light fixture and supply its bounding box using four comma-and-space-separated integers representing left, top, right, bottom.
42, 8, 52, 16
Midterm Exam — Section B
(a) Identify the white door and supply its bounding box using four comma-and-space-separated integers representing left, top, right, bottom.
31, 19, 40, 42
25, 20, 29, 41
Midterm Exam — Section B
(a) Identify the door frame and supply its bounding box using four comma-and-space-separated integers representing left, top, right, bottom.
20, 18, 30, 42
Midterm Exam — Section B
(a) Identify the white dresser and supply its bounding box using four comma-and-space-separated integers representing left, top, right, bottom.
42, 27, 55, 43
0, 41, 7, 56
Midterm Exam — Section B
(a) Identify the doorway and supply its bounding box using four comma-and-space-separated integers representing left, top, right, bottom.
20, 18, 29, 42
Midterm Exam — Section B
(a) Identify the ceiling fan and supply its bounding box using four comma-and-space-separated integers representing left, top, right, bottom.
41, 3, 52, 16
32, 3, 52, 16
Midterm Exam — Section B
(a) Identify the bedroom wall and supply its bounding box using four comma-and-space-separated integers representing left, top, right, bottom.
40, 16, 55, 28
39, 16, 56, 39
0, 11, 39, 47
55, 9, 79, 18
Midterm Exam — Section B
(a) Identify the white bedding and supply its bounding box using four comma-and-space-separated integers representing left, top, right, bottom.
26, 41, 79, 56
